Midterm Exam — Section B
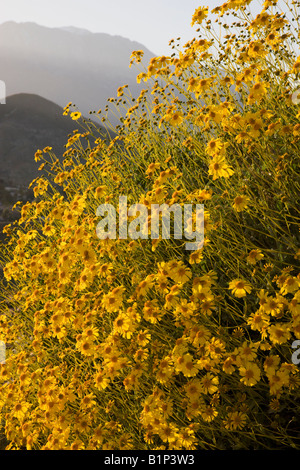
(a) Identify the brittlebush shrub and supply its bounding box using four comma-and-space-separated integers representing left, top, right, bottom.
1, 0, 300, 450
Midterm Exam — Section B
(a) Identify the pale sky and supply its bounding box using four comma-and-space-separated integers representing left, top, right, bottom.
0, 0, 263, 56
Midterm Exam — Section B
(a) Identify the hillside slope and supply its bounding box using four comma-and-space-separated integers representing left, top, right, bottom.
0, 93, 108, 187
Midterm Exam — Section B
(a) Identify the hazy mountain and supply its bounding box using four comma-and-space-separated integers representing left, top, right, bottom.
0, 21, 155, 125
0, 93, 110, 187
59, 26, 93, 35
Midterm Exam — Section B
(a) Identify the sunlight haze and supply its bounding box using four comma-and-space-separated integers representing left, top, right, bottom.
1, 0, 232, 55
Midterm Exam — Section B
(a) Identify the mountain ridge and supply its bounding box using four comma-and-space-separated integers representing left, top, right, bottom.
0, 92, 109, 187
0, 21, 155, 123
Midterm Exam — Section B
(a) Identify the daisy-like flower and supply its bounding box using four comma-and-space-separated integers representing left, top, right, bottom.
191, 6, 209, 26
177, 428, 198, 449
175, 354, 200, 377
167, 110, 184, 126
247, 40, 266, 58
187, 76, 200, 93
229, 279, 252, 298
280, 276, 299, 295
239, 361, 261, 386
263, 355, 281, 377
94, 370, 110, 390
34, 149, 43, 162
222, 356, 236, 374
268, 323, 291, 345
208, 155, 234, 180
247, 249, 264, 265
129, 49, 144, 66
206, 138, 226, 157
184, 379, 203, 401
200, 296, 215, 316
70, 440, 85, 450
170, 261, 192, 284
289, 293, 300, 316
268, 368, 290, 395
200, 373, 219, 394
70, 111, 82, 121
12, 401, 31, 421
113, 312, 135, 338
200, 405, 218, 422
102, 285, 125, 312
143, 299, 162, 323
236, 341, 258, 365
247, 310, 270, 331
233, 195, 250, 212
248, 81, 268, 104
263, 295, 285, 317
158, 423, 178, 444
77, 337, 96, 357
224, 411, 247, 430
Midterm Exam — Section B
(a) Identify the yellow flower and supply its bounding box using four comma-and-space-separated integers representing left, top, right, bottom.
135, 275, 155, 298
165, 109, 184, 126
143, 300, 162, 323
136, 329, 151, 346
102, 285, 125, 312
170, 261, 192, 284
42, 224, 56, 237
70, 111, 82, 120
34, 149, 43, 162
94, 370, 110, 390
76, 336, 96, 357
82, 325, 99, 341
248, 81, 268, 104
222, 356, 236, 374
247, 310, 270, 331
76, 268, 94, 291
187, 76, 200, 93
247, 40, 266, 58
235, 341, 258, 365
224, 411, 247, 430
136, 72, 147, 83
200, 373, 219, 394
189, 249, 203, 265
12, 401, 31, 421
200, 405, 218, 422
199, 296, 215, 316
246, 249, 264, 265
193, 38, 213, 53
195, 76, 215, 97
289, 294, 300, 316
113, 312, 135, 338
174, 354, 200, 377
158, 422, 178, 444
239, 361, 261, 386
263, 295, 285, 317
51, 324, 67, 341
280, 276, 299, 295
156, 357, 174, 384
187, 188, 212, 202
206, 138, 227, 157
70, 440, 85, 450
208, 156, 234, 180
233, 195, 250, 212
268, 324, 290, 345
229, 279, 252, 298
268, 368, 290, 395
191, 6, 209, 26
184, 379, 203, 401
129, 50, 144, 67
263, 355, 281, 377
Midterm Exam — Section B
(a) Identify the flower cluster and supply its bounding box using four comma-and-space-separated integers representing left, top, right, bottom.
0, 0, 300, 450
